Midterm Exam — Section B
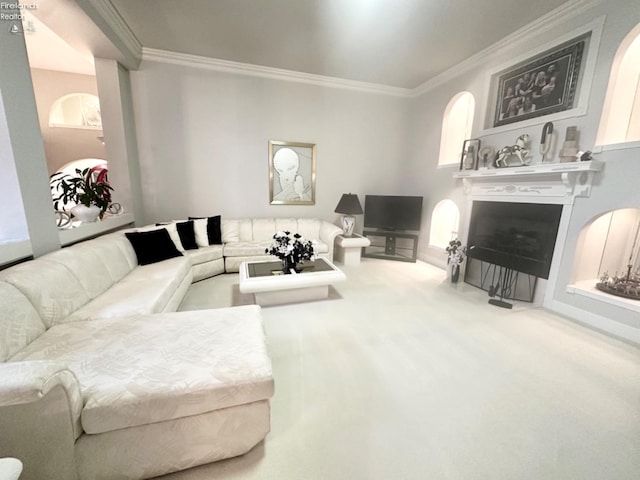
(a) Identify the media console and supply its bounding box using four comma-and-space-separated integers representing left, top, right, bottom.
362, 230, 418, 263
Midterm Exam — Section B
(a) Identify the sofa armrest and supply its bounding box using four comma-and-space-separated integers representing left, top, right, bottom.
0, 361, 83, 439
319, 221, 344, 261
0, 362, 82, 479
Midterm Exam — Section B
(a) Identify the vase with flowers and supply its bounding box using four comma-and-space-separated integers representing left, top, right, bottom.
445, 238, 467, 283
265, 230, 315, 274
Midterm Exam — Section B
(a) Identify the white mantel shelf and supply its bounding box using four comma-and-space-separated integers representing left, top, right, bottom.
453, 160, 604, 202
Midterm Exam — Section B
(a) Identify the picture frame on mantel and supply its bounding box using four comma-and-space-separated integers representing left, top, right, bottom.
268, 140, 316, 205
491, 32, 588, 128
460, 139, 480, 171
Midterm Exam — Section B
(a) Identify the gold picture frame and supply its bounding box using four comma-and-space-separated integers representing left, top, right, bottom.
268, 140, 316, 205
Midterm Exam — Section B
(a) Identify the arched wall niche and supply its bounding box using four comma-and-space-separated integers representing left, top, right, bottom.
571, 207, 640, 285
49, 93, 102, 129
429, 199, 461, 249
596, 22, 640, 146
438, 92, 475, 167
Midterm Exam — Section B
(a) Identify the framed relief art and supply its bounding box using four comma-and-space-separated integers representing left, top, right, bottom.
268, 140, 316, 205
492, 33, 588, 127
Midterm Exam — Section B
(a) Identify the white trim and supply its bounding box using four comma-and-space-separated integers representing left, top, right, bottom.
414, 0, 604, 97
58, 213, 134, 246
479, 15, 606, 135
567, 280, 640, 314
0, 240, 32, 267
85, 0, 142, 59
594, 140, 640, 152
548, 299, 640, 345
142, 48, 414, 98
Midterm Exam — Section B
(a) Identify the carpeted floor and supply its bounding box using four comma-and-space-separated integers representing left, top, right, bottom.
158, 258, 640, 479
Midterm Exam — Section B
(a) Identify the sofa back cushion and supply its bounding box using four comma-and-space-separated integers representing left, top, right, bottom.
251, 218, 276, 241
296, 218, 322, 241
221, 219, 240, 243
0, 281, 46, 361
1, 258, 91, 328
223, 218, 324, 243
46, 244, 116, 300
87, 233, 137, 282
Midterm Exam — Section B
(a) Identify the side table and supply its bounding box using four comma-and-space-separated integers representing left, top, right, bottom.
334, 234, 371, 266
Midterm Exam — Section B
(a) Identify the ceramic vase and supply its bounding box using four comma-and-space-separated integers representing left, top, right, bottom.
281, 258, 299, 274
450, 263, 460, 283
71, 204, 101, 223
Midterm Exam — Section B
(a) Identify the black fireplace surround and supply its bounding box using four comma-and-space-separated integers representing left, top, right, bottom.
466, 201, 563, 279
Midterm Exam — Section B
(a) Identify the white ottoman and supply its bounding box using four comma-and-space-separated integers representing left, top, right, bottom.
334, 234, 371, 266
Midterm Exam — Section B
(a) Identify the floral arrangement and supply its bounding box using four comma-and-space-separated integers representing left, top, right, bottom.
265, 231, 315, 265
445, 238, 467, 265
50, 167, 113, 219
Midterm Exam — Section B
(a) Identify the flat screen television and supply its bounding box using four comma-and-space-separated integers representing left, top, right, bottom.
364, 195, 423, 231
466, 201, 562, 279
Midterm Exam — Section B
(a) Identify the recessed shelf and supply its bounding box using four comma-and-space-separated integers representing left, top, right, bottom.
567, 280, 640, 314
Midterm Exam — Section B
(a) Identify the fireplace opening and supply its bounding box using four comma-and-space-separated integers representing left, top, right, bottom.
467, 201, 563, 279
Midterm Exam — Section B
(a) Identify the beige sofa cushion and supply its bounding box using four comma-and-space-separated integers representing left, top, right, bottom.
11, 307, 274, 435
1, 258, 91, 328
223, 241, 273, 257
64, 257, 191, 322
0, 282, 46, 361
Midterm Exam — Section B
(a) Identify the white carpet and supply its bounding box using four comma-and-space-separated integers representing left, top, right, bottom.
165, 258, 640, 480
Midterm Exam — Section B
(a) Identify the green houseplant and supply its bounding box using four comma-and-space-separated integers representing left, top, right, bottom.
50, 167, 113, 221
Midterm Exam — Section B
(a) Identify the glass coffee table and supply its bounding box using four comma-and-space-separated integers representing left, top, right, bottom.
239, 257, 346, 306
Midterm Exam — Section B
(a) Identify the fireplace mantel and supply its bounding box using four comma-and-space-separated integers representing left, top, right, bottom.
453, 160, 604, 203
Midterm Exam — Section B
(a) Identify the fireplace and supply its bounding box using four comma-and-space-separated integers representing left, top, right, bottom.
466, 201, 563, 279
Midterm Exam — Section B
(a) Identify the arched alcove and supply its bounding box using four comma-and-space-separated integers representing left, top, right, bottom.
596, 23, 640, 145
571, 208, 640, 284
438, 92, 475, 166
429, 199, 461, 249
49, 93, 102, 129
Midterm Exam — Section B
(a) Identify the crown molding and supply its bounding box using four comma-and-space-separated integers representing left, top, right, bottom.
78, 0, 143, 65
413, 0, 604, 97
141, 48, 414, 98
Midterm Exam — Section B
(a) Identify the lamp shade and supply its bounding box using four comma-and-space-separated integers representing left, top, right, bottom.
334, 194, 363, 215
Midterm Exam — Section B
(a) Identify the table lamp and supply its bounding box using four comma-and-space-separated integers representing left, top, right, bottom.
334, 193, 363, 236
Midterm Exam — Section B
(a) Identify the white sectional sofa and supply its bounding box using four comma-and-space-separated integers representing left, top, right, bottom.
0, 228, 274, 480
220, 218, 342, 272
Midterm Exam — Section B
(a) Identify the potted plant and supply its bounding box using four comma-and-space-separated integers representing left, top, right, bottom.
445, 238, 467, 283
265, 230, 315, 273
50, 167, 113, 222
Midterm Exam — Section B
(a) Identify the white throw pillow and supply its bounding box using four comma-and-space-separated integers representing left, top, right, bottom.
192, 218, 209, 248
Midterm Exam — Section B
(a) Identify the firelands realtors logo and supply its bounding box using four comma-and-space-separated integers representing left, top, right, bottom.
1, 2, 38, 34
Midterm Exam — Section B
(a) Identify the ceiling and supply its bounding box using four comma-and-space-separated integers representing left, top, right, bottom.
107, 0, 571, 89
22, 0, 572, 88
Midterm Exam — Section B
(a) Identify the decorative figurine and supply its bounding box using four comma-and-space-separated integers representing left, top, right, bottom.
539, 122, 554, 163
479, 146, 495, 169
494, 134, 530, 168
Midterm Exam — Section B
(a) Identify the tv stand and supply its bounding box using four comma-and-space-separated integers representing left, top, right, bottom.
362, 230, 418, 262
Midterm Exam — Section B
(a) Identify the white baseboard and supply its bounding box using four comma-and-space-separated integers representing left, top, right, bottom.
548, 299, 640, 345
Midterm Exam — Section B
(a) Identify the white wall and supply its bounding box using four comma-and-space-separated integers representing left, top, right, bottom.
129, 62, 411, 226
407, 0, 640, 339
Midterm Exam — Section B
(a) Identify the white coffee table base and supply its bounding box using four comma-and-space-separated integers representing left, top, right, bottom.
255, 285, 329, 306
239, 258, 346, 307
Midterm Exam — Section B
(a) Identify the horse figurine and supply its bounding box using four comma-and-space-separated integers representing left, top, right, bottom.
494, 134, 530, 167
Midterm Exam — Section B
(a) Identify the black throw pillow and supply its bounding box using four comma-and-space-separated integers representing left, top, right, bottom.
189, 215, 222, 245
176, 220, 198, 250
125, 229, 183, 265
